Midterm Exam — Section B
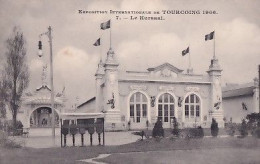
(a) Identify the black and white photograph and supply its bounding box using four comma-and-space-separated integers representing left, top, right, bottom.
0, 0, 259, 163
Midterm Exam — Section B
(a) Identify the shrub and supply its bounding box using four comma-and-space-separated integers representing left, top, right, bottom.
252, 127, 260, 138
0, 130, 21, 148
239, 119, 248, 138
196, 126, 204, 138
152, 119, 164, 138
246, 113, 260, 135
185, 126, 204, 139
128, 121, 131, 130
172, 117, 179, 137
146, 120, 149, 130
16, 120, 23, 129
4, 120, 24, 136
0, 138, 22, 148
211, 118, 219, 137
226, 122, 236, 136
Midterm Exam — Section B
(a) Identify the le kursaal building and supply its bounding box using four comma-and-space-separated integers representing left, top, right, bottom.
77, 47, 225, 130
16, 47, 259, 130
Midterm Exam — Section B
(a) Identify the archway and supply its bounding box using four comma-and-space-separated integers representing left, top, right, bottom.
30, 107, 59, 128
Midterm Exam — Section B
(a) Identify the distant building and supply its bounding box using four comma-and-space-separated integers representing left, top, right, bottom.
222, 78, 259, 123
18, 65, 68, 128
78, 48, 225, 130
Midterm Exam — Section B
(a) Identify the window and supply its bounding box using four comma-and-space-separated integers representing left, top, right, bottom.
129, 92, 148, 123
184, 94, 200, 118
158, 93, 175, 122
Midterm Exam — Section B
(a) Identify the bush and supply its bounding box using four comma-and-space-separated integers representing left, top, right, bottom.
184, 126, 204, 139
152, 119, 164, 138
0, 130, 21, 148
211, 118, 219, 137
226, 122, 236, 136
132, 131, 146, 140
239, 119, 248, 138
172, 117, 179, 137
4, 120, 24, 136
246, 113, 260, 135
252, 127, 260, 138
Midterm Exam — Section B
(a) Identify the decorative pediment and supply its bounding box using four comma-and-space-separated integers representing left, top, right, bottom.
36, 85, 51, 92
147, 63, 183, 77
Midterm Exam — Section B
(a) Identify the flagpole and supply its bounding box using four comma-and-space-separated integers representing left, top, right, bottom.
110, 19, 112, 48
214, 30, 216, 59
100, 37, 102, 61
188, 44, 191, 69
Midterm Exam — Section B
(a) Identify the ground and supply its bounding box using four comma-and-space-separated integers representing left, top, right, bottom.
0, 136, 259, 164
97, 148, 260, 164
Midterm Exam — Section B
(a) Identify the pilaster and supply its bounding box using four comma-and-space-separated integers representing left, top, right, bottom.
103, 48, 122, 130
95, 60, 105, 113
207, 58, 224, 127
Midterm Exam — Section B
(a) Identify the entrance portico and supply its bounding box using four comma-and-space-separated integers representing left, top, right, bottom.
30, 107, 60, 128
19, 84, 67, 128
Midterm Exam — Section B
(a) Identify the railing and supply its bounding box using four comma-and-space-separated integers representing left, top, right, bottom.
61, 122, 105, 147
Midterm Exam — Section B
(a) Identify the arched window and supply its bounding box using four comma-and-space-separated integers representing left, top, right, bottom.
184, 94, 200, 118
158, 93, 175, 122
129, 92, 148, 123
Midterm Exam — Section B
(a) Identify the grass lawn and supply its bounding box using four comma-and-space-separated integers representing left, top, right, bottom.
0, 137, 259, 164
97, 147, 260, 164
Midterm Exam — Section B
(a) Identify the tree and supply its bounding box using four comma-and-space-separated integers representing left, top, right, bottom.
0, 74, 9, 119
2, 27, 29, 130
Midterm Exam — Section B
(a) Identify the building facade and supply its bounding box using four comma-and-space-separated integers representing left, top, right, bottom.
78, 48, 225, 130
18, 66, 67, 128
222, 78, 259, 123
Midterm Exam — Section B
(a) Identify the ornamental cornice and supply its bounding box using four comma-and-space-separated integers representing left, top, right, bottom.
185, 86, 200, 92
158, 86, 175, 92
129, 85, 147, 91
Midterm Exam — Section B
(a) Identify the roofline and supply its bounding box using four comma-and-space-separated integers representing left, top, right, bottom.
77, 97, 96, 108
118, 79, 211, 85
147, 62, 184, 72
36, 85, 51, 91
222, 86, 255, 92
222, 93, 254, 99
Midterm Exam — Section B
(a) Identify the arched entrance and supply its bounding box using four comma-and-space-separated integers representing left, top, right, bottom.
30, 107, 59, 128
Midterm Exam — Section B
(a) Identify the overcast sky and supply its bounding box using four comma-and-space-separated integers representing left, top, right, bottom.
0, 0, 259, 106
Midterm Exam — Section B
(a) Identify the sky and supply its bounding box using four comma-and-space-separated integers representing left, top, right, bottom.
0, 0, 259, 107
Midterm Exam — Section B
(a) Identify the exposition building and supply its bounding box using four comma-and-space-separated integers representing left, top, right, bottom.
77, 48, 225, 130
17, 66, 67, 129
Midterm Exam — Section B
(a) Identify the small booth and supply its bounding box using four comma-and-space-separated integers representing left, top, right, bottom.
60, 112, 105, 147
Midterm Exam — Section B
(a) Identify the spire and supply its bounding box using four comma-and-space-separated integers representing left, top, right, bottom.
41, 64, 48, 86
104, 47, 119, 68
208, 58, 222, 72
95, 59, 105, 76
106, 47, 115, 62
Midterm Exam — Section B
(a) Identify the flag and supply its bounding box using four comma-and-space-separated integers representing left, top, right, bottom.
100, 20, 110, 30
182, 47, 189, 56
205, 31, 214, 41
93, 38, 100, 46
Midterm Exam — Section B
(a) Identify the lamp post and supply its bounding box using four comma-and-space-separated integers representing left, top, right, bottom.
38, 26, 55, 138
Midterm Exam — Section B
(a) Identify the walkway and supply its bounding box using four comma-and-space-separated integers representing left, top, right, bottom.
9, 128, 140, 148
